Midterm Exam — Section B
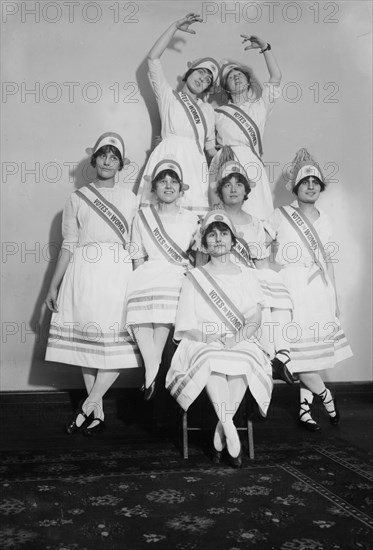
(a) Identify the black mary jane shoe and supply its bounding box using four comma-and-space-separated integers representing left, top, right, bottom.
83, 418, 106, 437
271, 356, 295, 386
65, 403, 92, 435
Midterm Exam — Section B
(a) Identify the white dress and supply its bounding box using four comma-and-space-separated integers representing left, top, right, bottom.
233, 217, 294, 357
268, 202, 353, 372
166, 266, 272, 416
138, 59, 215, 217
210, 83, 280, 220
125, 206, 198, 325
45, 183, 142, 370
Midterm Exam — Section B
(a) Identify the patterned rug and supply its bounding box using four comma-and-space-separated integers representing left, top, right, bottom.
1, 438, 372, 550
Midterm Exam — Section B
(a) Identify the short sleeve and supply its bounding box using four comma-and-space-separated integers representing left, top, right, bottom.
130, 212, 147, 260
61, 193, 79, 252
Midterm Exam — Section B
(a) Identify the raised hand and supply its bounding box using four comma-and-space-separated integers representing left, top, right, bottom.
240, 34, 267, 51
175, 13, 202, 34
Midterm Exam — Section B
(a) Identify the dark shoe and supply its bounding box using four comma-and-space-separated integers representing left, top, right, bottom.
65, 402, 92, 435
144, 371, 160, 402
227, 445, 242, 469
318, 389, 340, 426
329, 402, 340, 425
271, 356, 295, 385
83, 418, 106, 437
298, 417, 321, 432
298, 398, 321, 432
212, 448, 223, 464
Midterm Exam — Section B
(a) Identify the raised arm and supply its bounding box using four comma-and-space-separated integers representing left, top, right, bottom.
148, 13, 202, 61
240, 34, 282, 85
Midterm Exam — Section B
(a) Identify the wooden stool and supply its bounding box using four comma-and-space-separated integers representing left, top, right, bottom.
181, 389, 255, 460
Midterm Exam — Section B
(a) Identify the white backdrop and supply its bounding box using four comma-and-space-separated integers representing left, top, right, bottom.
1, 0, 372, 390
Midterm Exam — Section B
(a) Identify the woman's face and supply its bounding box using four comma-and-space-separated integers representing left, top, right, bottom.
296, 176, 322, 204
155, 174, 181, 203
205, 226, 233, 256
226, 69, 249, 93
96, 151, 120, 180
186, 68, 213, 95
221, 176, 246, 206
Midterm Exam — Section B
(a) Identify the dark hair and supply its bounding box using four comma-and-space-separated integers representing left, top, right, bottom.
182, 68, 214, 94
216, 173, 251, 202
90, 145, 124, 170
151, 169, 182, 192
293, 176, 326, 195
201, 221, 237, 249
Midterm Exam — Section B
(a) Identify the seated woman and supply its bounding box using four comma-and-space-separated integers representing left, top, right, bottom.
214, 150, 294, 385
166, 210, 272, 467
126, 159, 199, 401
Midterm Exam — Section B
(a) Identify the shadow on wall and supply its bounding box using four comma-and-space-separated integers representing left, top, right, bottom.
27, 159, 97, 389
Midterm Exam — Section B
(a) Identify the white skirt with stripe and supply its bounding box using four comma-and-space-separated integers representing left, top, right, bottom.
279, 265, 352, 373
45, 243, 142, 370
166, 339, 273, 417
125, 260, 186, 326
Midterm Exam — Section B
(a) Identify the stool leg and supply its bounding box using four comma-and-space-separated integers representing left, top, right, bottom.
182, 411, 188, 459
247, 418, 254, 460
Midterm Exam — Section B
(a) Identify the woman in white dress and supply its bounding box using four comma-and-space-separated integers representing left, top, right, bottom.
213, 153, 294, 385
209, 35, 282, 220
166, 210, 272, 467
138, 13, 219, 218
126, 159, 199, 401
45, 132, 141, 435
269, 149, 353, 431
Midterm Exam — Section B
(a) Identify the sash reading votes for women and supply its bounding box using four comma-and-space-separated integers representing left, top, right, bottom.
187, 266, 245, 334
75, 185, 129, 246
138, 205, 190, 266
279, 205, 329, 285
231, 237, 256, 269
215, 104, 263, 164
173, 91, 208, 155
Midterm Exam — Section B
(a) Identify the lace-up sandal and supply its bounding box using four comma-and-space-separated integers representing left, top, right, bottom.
298, 398, 321, 432
318, 388, 340, 425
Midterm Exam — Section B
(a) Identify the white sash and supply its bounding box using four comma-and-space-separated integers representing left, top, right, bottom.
138, 205, 190, 266
173, 91, 207, 155
216, 104, 263, 163
231, 237, 256, 269
187, 267, 245, 333
279, 205, 329, 285
75, 185, 129, 246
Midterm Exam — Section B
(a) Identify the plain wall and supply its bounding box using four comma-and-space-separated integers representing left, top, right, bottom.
1, 0, 372, 390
